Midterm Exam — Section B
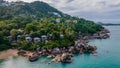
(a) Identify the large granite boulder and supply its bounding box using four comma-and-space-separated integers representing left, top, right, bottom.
61, 53, 72, 63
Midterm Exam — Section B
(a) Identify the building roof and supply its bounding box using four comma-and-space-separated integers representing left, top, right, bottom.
34, 37, 40, 40
41, 35, 47, 38
17, 35, 21, 37
25, 37, 32, 39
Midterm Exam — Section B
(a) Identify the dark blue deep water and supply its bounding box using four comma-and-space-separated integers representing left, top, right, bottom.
0, 26, 120, 68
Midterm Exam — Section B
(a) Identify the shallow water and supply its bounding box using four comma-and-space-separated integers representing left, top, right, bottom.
0, 26, 120, 68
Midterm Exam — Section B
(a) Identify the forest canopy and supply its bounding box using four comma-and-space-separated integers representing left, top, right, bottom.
0, 1, 103, 51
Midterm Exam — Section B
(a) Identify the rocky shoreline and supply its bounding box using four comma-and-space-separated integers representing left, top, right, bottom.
17, 38, 97, 63
16, 28, 110, 64
18, 39, 97, 64
16, 28, 110, 63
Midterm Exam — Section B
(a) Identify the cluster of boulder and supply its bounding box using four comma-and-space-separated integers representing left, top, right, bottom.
48, 53, 73, 64
47, 39, 97, 64
92, 28, 110, 39
17, 50, 40, 62
18, 40, 101, 63
17, 38, 97, 63
28, 53, 40, 62
17, 28, 110, 64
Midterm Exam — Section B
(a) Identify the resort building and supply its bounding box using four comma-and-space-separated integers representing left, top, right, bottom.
18, 29, 24, 33
25, 37, 32, 42
33, 37, 41, 44
8, 36, 12, 42
41, 35, 47, 42
65, 20, 78, 23
17, 35, 21, 40
56, 18, 61, 23
49, 34, 53, 40
60, 34, 64, 39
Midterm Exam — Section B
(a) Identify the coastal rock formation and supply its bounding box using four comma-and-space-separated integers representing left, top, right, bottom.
28, 53, 40, 62
51, 48, 61, 54
61, 53, 72, 63
16, 28, 110, 63
48, 41, 97, 64
74, 40, 97, 54
48, 53, 72, 64
92, 28, 110, 39
17, 38, 98, 63
17, 50, 26, 56
47, 55, 55, 58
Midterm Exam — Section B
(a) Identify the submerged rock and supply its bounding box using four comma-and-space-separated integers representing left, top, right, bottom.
92, 51, 97, 56
28, 53, 40, 62
17, 50, 26, 56
47, 55, 55, 58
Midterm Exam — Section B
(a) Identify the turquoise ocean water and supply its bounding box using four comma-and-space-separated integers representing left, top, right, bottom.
0, 26, 120, 68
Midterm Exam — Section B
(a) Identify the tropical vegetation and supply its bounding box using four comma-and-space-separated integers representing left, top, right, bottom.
0, 1, 103, 51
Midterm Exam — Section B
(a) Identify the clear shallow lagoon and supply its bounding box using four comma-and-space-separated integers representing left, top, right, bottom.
0, 26, 120, 68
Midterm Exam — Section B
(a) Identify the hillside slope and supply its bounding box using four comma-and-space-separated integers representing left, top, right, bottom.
0, 1, 64, 20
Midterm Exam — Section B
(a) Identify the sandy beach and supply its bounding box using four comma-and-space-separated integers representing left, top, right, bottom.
0, 49, 19, 60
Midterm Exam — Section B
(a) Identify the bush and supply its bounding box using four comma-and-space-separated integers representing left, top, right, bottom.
0, 44, 10, 51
